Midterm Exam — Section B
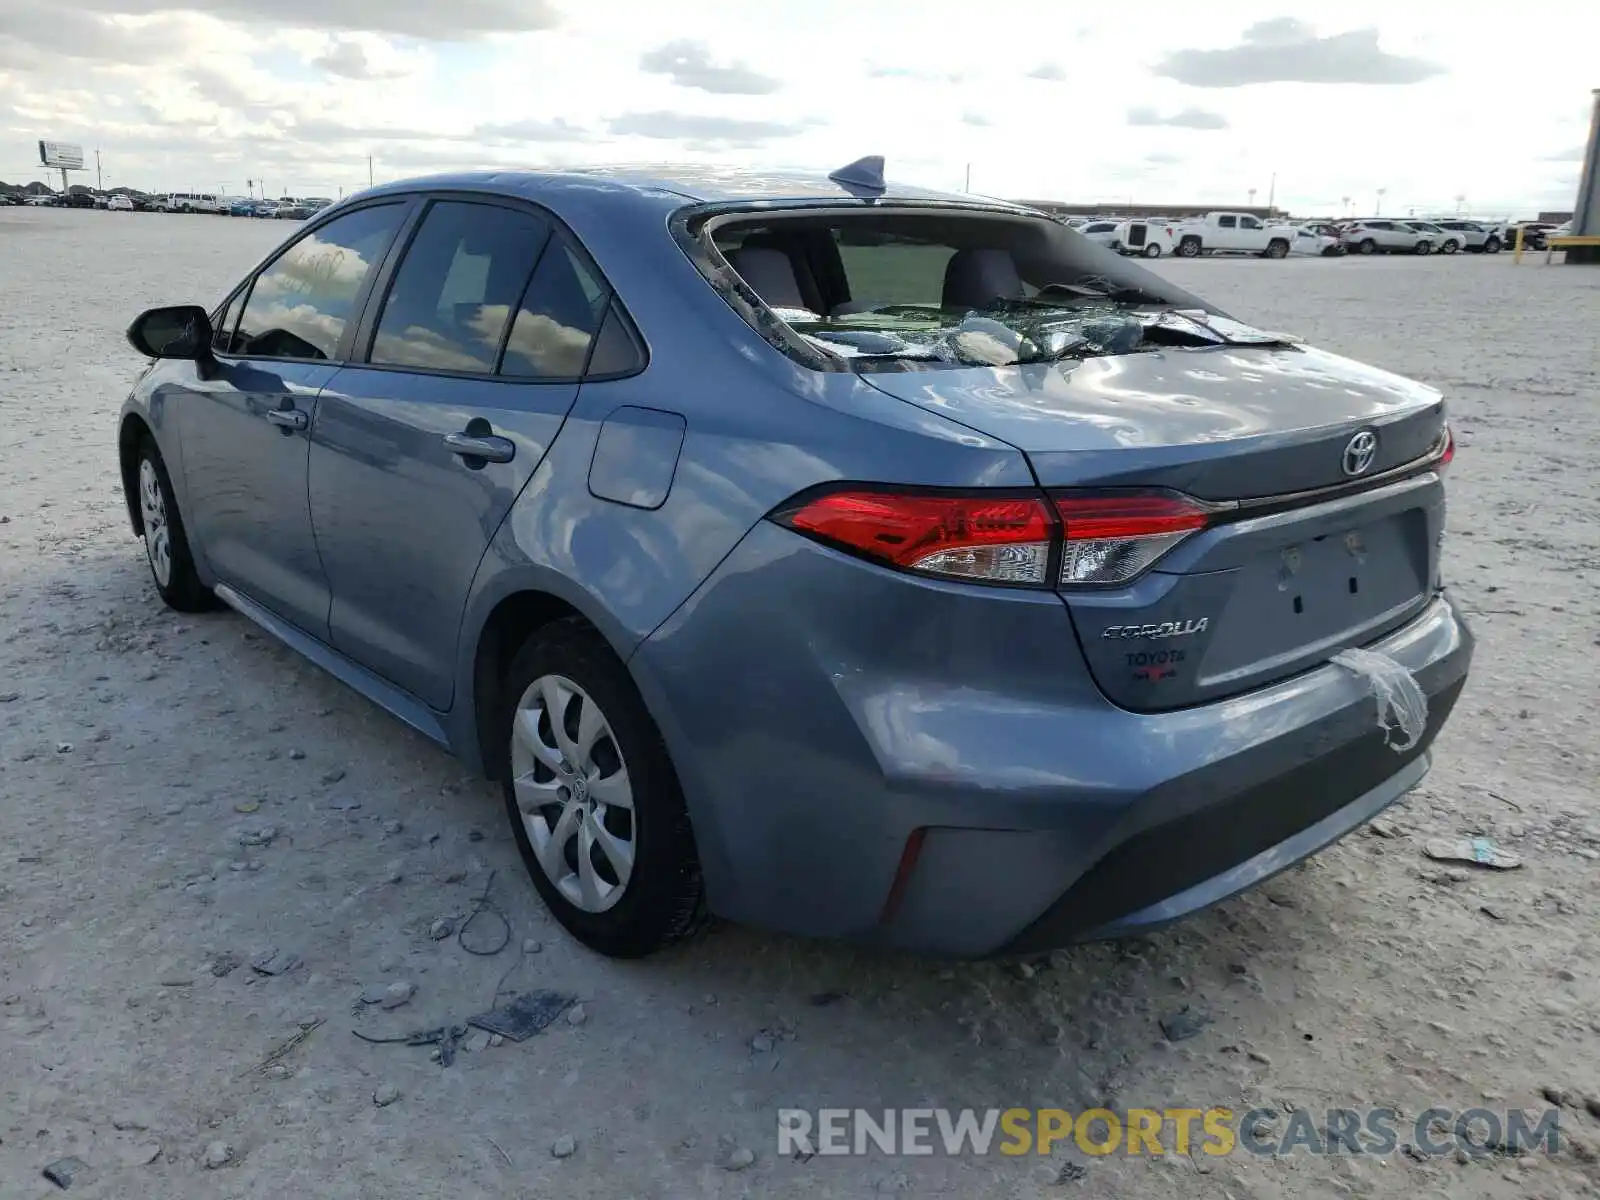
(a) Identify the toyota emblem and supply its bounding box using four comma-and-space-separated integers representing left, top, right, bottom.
1342, 430, 1378, 477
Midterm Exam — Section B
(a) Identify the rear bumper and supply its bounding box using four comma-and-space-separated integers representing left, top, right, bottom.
631, 523, 1472, 958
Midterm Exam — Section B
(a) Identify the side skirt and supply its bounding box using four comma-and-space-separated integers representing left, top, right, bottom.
213, 583, 452, 749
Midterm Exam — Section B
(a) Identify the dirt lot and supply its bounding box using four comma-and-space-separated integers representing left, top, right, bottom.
1, 207, 1598, 1200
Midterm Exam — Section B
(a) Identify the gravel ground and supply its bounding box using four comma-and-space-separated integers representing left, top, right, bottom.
1, 207, 1598, 1200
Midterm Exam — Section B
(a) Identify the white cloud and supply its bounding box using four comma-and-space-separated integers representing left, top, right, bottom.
1, 0, 1595, 217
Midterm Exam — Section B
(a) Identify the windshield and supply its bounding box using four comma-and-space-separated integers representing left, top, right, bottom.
698, 208, 1284, 372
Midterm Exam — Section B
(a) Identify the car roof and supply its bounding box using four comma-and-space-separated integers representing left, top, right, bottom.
353, 165, 1028, 213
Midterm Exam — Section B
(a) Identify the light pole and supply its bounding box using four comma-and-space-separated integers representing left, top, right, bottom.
1376, 187, 1387, 216
1341, 195, 1352, 215
1455, 193, 1466, 215
1248, 187, 1257, 209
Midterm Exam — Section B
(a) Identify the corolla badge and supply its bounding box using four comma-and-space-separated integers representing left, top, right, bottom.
1342, 430, 1379, 477
1101, 618, 1210, 641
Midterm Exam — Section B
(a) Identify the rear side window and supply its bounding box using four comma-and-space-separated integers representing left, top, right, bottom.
369, 201, 552, 373
1218, 215, 1237, 228
234, 204, 405, 361
499, 241, 610, 378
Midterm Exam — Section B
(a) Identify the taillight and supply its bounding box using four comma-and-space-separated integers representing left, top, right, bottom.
1052, 492, 1213, 585
771, 486, 1217, 588
1437, 425, 1455, 471
774, 489, 1056, 585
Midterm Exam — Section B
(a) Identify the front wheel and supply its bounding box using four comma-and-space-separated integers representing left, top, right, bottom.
500, 620, 706, 958
134, 438, 214, 612
1358, 239, 1377, 255
1142, 242, 1162, 258
1176, 237, 1202, 257
1441, 240, 1458, 255
1483, 237, 1502, 253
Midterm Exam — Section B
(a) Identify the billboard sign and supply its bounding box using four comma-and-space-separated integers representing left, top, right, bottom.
38, 141, 85, 170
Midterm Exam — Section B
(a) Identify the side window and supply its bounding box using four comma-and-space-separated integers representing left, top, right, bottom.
499, 240, 610, 379
211, 291, 240, 354
1217, 215, 1237, 228
584, 300, 646, 378
234, 204, 406, 361
1239, 215, 1262, 230
369, 201, 552, 373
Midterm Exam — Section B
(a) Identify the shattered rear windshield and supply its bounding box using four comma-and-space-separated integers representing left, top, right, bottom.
696, 209, 1288, 372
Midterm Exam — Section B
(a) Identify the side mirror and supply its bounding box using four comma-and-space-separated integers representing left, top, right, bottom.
127, 305, 213, 360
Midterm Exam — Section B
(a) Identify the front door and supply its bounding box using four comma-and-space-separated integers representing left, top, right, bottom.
171, 202, 411, 633
309, 198, 611, 709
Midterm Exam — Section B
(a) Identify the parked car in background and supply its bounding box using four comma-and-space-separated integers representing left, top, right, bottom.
274, 199, 316, 219
1114, 218, 1176, 257
304, 197, 335, 211
116, 163, 1471, 959
0, 193, 20, 206
61, 192, 98, 209
1339, 219, 1431, 255
1505, 222, 1558, 251
158, 193, 224, 214
23, 194, 56, 206
1398, 221, 1459, 254
1075, 219, 1122, 247
1289, 226, 1344, 256
1173, 212, 1296, 258
1431, 220, 1503, 253
107, 195, 135, 212
228, 198, 259, 217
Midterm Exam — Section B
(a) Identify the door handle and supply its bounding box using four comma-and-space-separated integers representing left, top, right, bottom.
443, 432, 515, 464
265, 407, 308, 431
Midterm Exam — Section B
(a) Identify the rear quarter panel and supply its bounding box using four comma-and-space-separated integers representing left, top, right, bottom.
450, 183, 1034, 762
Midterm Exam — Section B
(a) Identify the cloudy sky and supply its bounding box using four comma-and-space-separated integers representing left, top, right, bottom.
2, 0, 1593, 216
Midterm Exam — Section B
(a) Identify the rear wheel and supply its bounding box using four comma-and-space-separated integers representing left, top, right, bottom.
1265, 238, 1289, 259
1483, 236, 1502, 253
1440, 239, 1458, 255
1358, 239, 1377, 255
135, 438, 214, 612
1413, 241, 1432, 255
1142, 242, 1162, 258
499, 620, 705, 958
1176, 236, 1202, 258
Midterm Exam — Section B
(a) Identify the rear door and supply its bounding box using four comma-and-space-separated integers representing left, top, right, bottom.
307, 195, 613, 709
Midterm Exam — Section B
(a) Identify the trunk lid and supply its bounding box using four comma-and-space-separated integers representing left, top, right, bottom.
860, 344, 1448, 711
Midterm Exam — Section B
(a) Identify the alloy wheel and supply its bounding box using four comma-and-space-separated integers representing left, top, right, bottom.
138, 458, 172, 587
509, 674, 635, 913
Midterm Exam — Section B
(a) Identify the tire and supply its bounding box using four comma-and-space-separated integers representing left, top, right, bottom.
1483, 236, 1501, 254
1176, 236, 1202, 258
1413, 241, 1431, 255
499, 619, 705, 958
1357, 239, 1377, 255
180, 204, 191, 214
1142, 242, 1162, 258
134, 436, 214, 612
1265, 238, 1289, 259
1441, 239, 1458, 255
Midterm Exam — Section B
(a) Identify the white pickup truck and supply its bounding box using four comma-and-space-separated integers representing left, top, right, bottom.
1172, 212, 1298, 259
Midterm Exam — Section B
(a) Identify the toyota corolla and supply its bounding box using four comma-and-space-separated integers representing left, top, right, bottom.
117, 159, 1472, 958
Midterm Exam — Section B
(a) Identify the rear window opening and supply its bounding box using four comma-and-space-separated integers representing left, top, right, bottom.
692, 208, 1290, 372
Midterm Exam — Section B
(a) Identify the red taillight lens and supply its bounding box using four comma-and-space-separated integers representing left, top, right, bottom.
1438, 425, 1455, 471
774, 489, 1056, 585
773, 487, 1217, 588
1052, 492, 1214, 585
